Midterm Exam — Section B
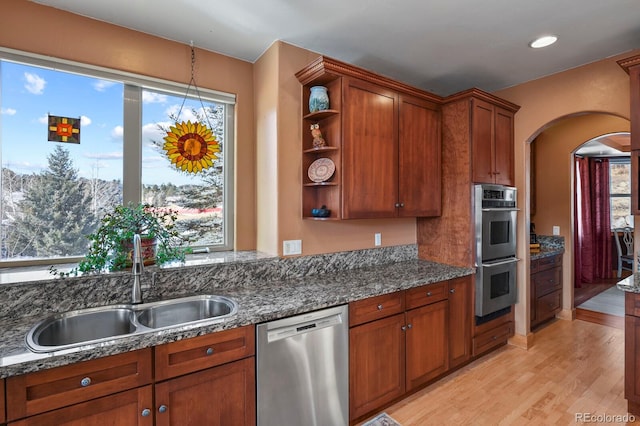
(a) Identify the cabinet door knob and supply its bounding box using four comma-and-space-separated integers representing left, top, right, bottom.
407, 323, 412, 329
401, 325, 407, 331
395, 203, 400, 208
400, 203, 404, 207
158, 405, 168, 414
426, 291, 432, 297
377, 304, 383, 310
80, 377, 91, 387
141, 409, 151, 417
206, 347, 214, 356
450, 288, 455, 294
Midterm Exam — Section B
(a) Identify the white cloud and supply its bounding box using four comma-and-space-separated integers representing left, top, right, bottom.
93, 80, 116, 92
38, 114, 48, 124
1, 107, 16, 115
165, 104, 201, 122
24, 72, 46, 95
143, 92, 168, 104
80, 115, 91, 126
84, 151, 123, 160
143, 121, 170, 144
111, 125, 123, 139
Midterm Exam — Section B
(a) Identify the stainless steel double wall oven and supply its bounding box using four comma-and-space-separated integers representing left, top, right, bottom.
474, 184, 518, 319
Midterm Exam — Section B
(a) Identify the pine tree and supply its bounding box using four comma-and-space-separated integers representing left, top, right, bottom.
9, 145, 98, 257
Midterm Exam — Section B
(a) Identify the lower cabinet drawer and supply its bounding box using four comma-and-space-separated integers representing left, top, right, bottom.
349, 291, 405, 326
155, 325, 255, 381
536, 290, 561, 322
472, 322, 512, 356
8, 386, 153, 426
533, 267, 562, 297
6, 348, 152, 422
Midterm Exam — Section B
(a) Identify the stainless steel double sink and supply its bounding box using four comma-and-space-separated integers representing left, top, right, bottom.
25, 295, 237, 353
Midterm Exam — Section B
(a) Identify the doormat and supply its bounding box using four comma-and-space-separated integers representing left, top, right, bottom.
362, 412, 403, 426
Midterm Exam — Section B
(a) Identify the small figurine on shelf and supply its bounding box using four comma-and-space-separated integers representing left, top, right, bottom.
310, 123, 326, 149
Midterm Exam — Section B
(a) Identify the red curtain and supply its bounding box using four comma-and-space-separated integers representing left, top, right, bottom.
574, 157, 612, 287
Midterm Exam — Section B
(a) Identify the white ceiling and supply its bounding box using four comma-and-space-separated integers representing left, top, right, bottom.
32, 0, 640, 96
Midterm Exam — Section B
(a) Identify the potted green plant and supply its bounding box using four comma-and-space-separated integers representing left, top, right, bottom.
51, 203, 188, 276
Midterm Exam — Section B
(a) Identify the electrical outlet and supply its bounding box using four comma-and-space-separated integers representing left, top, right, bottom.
374, 233, 382, 246
552, 226, 560, 236
283, 239, 302, 256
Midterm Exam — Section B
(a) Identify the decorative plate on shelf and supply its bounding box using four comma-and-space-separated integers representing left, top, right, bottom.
308, 158, 335, 183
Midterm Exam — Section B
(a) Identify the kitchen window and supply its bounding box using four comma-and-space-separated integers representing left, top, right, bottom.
0, 49, 235, 267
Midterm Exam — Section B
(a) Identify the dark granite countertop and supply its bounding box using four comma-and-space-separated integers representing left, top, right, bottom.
530, 246, 564, 261
0, 258, 473, 378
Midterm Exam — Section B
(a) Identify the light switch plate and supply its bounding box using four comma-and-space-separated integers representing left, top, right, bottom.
374, 233, 382, 246
283, 240, 302, 256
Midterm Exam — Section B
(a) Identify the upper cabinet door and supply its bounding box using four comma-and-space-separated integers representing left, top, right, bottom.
343, 78, 398, 219
471, 98, 515, 186
493, 107, 515, 186
398, 95, 441, 217
471, 99, 495, 184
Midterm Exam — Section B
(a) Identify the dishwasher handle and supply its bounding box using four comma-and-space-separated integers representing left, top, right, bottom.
266, 312, 344, 343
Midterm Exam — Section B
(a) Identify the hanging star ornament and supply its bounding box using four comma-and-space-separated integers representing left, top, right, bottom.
162, 120, 220, 173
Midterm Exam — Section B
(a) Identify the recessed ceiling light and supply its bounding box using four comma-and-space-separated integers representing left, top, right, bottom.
529, 35, 558, 49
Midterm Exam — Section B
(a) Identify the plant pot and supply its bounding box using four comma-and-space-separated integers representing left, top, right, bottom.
122, 237, 158, 267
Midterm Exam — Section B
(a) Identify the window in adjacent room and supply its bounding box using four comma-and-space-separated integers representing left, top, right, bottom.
610, 158, 632, 228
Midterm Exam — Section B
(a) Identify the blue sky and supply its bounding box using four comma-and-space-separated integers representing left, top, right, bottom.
0, 60, 216, 186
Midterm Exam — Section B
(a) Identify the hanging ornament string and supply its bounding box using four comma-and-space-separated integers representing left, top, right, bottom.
162, 41, 221, 174
176, 41, 215, 130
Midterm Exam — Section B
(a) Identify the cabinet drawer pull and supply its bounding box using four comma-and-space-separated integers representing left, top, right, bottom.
141, 408, 151, 417
206, 347, 214, 356
80, 377, 92, 387
427, 291, 432, 297
377, 304, 383, 310
158, 405, 168, 413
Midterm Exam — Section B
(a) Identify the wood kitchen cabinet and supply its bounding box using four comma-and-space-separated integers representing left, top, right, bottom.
471, 98, 515, 186
530, 253, 563, 329
625, 292, 640, 415
448, 276, 472, 368
8, 386, 154, 426
6, 326, 256, 426
296, 56, 442, 220
155, 358, 255, 426
154, 325, 255, 426
6, 348, 153, 423
349, 278, 471, 422
617, 55, 640, 214
1, 378, 5, 424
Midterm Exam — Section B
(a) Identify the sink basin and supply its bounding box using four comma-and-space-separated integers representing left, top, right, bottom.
26, 306, 136, 352
136, 295, 237, 329
25, 295, 237, 353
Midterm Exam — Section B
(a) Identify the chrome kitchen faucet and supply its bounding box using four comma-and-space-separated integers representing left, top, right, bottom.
131, 234, 144, 304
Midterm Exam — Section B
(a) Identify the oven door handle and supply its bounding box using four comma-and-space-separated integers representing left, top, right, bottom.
480, 258, 521, 267
481, 208, 520, 212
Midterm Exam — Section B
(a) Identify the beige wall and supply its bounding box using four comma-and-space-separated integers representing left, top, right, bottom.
495, 49, 638, 338
256, 41, 417, 256
1, 0, 257, 249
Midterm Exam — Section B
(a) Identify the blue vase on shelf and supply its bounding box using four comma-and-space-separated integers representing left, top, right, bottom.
309, 86, 329, 113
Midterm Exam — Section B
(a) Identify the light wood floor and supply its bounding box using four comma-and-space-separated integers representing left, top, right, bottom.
371, 319, 637, 425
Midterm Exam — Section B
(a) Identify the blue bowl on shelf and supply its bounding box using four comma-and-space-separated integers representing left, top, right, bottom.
311, 205, 331, 217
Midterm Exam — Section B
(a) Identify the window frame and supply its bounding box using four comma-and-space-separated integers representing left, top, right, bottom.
0, 47, 235, 267
609, 157, 632, 229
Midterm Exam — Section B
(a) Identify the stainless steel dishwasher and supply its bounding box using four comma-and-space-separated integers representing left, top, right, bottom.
257, 304, 349, 426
